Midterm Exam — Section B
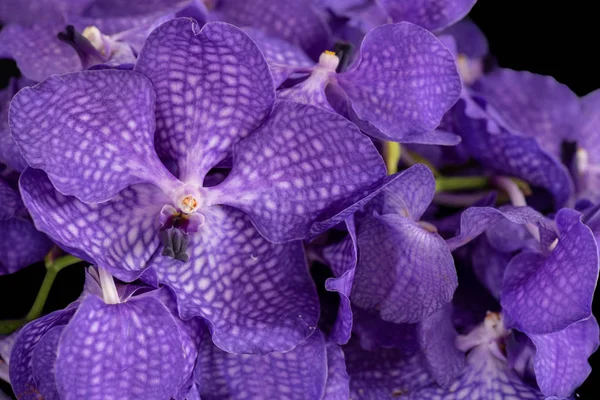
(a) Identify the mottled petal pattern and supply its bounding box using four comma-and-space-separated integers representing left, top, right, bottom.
217, 101, 385, 242
10, 69, 178, 202
31, 326, 63, 399
501, 209, 599, 334
55, 295, 185, 400
323, 342, 350, 400
412, 345, 544, 399
243, 28, 313, 87
352, 214, 457, 324
213, 0, 331, 60
196, 329, 328, 399
323, 218, 357, 345
366, 163, 435, 220
474, 68, 580, 157
380, 0, 477, 31
453, 95, 573, 207
529, 316, 599, 398
20, 169, 166, 281
153, 207, 319, 354
446, 205, 554, 251
338, 22, 461, 143
417, 305, 464, 388
134, 19, 274, 183
9, 308, 75, 399
344, 340, 433, 399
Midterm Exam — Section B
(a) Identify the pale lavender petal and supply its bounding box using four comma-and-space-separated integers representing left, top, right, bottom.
366, 163, 435, 220
31, 326, 63, 399
243, 28, 313, 87
134, 19, 274, 183
323, 342, 350, 400
501, 208, 599, 334
153, 206, 319, 354
380, 0, 477, 31
55, 295, 185, 400
196, 330, 327, 399
0, 218, 53, 275
470, 237, 512, 299
10, 69, 179, 203
338, 22, 461, 143
529, 316, 599, 398
213, 0, 331, 60
323, 217, 357, 345
20, 169, 166, 282
453, 95, 574, 207
217, 100, 385, 243
440, 18, 488, 59
0, 23, 82, 82
413, 345, 544, 399
418, 305, 464, 388
352, 213, 457, 324
446, 205, 555, 251
474, 68, 580, 157
344, 340, 433, 399
484, 217, 530, 253
9, 308, 75, 398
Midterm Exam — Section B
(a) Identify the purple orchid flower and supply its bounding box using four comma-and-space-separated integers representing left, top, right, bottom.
260, 21, 462, 144
10, 18, 388, 353
9, 269, 198, 400
321, 164, 458, 344
194, 326, 349, 399
0, 0, 206, 82
0, 177, 52, 275
342, 204, 598, 399
9, 267, 349, 399
451, 92, 574, 208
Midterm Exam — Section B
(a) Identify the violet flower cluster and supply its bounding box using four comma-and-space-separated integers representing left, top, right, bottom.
0, 0, 598, 399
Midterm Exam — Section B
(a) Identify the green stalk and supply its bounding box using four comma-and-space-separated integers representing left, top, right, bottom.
435, 176, 489, 193
0, 254, 81, 334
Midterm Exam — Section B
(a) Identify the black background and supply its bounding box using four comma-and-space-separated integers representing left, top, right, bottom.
1, 0, 599, 397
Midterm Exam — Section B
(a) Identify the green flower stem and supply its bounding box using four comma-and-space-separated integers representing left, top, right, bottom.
435, 176, 489, 193
384, 141, 402, 174
0, 254, 81, 334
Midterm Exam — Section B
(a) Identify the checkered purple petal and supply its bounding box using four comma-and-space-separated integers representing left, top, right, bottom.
10, 69, 179, 203
134, 19, 275, 184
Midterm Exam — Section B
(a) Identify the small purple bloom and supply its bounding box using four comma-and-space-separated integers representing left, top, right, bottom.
322, 165, 458, 344
274, 22, 462, 144
0, 0, 206, 82
452, 94, 574, 208
11, 19, 386, 352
